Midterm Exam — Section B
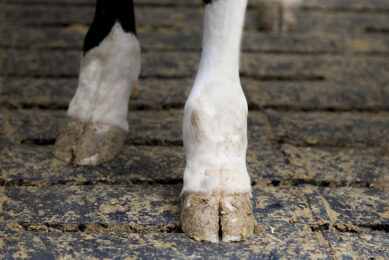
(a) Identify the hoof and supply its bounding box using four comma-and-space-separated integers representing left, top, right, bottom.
258, 0, 301, 32
220, 193, 255, 242
181, 193, 219, 243
53, 119, 127, 166
181, 192, 255, 243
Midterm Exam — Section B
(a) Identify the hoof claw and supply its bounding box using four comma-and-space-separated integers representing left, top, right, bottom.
181, 192, 255, 243
53, 119, 127, 166
220, 194, 255, 242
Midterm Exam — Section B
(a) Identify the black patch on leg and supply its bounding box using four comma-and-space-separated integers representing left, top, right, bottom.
83, 0, 136, 54
117, 0, 136, 34
203, 0, 212, 4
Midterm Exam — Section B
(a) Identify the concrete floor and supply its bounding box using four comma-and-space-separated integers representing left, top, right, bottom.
0, 0, 388, 258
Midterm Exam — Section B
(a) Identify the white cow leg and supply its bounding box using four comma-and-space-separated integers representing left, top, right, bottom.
54, 0, 140, 165
181, 0, 255, 243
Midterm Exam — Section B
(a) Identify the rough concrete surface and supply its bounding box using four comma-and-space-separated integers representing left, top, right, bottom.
0, 0, 388, 258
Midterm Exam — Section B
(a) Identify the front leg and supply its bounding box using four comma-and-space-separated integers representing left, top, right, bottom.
54, 0, 140, 165
181, 0, 255, 243
182, 83, 254, 242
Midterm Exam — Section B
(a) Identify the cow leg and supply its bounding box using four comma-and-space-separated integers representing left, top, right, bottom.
53, 0, 140, 165
181, 0, 255, 243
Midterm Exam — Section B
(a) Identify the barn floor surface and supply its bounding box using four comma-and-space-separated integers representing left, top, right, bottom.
0, 0, 388, 259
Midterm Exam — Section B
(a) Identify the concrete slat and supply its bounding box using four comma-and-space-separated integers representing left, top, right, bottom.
1, 142, 291, 183
303, 186, 389, 226
1, 5, 389, 35
0, 224, 331, 259
0, 185, 313, 225
266, 110, 389, 146
2, 26, 389, 54
2, 51, 388, 81
282, 144, 388, 185
323, 231, 389, 259
0, 77, 386, 111
2, 0, 389, 11
3, 110, 273, 145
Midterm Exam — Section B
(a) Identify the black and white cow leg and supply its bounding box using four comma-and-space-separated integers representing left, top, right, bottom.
181, 0, 255, 243
258, 0, 302, 32
53, 0, 140, 165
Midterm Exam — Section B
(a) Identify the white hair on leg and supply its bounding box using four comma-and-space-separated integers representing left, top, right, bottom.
181, 0, 254, 243
182, 0, 250, 195
54, 22, 140, 165
67, 22, 141, 132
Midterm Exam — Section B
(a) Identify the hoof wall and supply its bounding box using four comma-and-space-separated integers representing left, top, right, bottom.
181, 192, 255, 243
53, 119, 127, 166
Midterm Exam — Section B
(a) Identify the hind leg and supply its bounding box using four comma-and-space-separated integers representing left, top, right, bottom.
54, 0, 140, 165
181, 0, 255, 243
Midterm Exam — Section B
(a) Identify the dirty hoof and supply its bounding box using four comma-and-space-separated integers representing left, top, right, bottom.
258, 0, 301, 32
181, 192, 255, 243
53, 119, 127, 166
53, 120, 83, 163
181, 193, 219, 243
220, 194, 255, 242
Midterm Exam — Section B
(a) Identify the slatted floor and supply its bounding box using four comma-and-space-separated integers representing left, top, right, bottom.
0, 0, 388, 258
